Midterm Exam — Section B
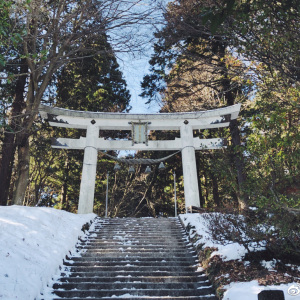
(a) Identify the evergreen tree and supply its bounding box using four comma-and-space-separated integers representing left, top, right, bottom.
141, 0, 250, 209
26, 34, 131, 211
0, 0, 159, 206
245, 74, 300, 209
141, 0, 299, 211
56, 34, 131, 113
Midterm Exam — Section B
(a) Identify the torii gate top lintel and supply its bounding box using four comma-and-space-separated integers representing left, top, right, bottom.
38, 103, 241, 130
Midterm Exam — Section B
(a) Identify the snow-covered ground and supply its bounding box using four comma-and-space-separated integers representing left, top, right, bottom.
180, 213, 300, 300
0, 206, 96, 300
0, 206, 298, 300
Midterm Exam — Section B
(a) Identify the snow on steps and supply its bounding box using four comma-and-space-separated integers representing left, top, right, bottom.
50, 217, 217, 300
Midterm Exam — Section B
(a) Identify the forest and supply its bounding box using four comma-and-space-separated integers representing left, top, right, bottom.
0, 0, 299, 222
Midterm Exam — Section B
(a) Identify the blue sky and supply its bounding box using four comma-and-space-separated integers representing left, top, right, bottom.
118, 53, 162, 114
114, 0, 169, 114
117, 53, 162, 157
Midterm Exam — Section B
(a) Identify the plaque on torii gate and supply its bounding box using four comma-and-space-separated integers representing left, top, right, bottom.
39, 103, 241, 214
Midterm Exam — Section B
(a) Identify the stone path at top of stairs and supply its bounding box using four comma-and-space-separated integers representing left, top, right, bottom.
50, 217, 218, 300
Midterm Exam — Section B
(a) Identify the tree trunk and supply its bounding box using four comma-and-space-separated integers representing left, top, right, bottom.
60, 183, 69, 211
215, 40, 248, 210
203, 173, 209, 206
196, 154, 205, 207
210, 38, 249, 210
0, 60, 28, 206
0, 134, 16, 205
13, 136, 30, 205
211, 172, 220, 207
60, 156, 69, 210
198, 177, 205, 208
229, 119, 248, 210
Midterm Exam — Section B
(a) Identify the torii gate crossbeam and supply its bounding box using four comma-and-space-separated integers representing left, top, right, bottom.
39, 104, 241, 214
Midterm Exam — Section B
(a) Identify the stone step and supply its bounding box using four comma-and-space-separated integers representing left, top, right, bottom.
81, 239, 189, 244
76, 245, 193, 250
93, 225, 183, 229
66, 256, 197, 263
60, 270, 203, 277
52, 297, 218, 300
83, 240, 188, 244
80, 238, 189, 243
88, 236, 187, 240
79, 243, 189, 248
92, 230, 184, 233
81, 241, 189, 247
79, 252, 197, 258
89, 233, 186, 237
78, 239, 190, 244
94, 226, 183, 228
92, 227, 184, 231
93, 227, 183, 230
94, 224, 182, 226
89, 229, 185, 233
58, 275, 208, 283
100, 218, 179, 220
63, 260, 197, 267
87, 237, 187, 242
85, 238, 187, 241
75, 247, 196, 253
51, 217, 216, 299
93, 228, 184, 231
53, 281, 211, 290
75, 252, 197, 257
52, 287, 215, 298
94, 220, 179, 224
92, 229, 184, 232
96, 225, 183, 227
64, 265, 198, 272
91, 225, 183, 229
95, 223, 182, 225
94, 221, 180, 223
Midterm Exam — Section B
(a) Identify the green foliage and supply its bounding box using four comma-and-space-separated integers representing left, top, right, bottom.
245, 82, 300, 206
140, 0, 299, 211
25, 34, 131, 211
56, 35, 131, 113
0, 0, 26, 68
0, 0, 27, 129
3, 0, 298, 215
202, 0, 300, 82
0, 0, 12, 67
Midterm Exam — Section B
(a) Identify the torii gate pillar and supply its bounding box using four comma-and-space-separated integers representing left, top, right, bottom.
78, 125, 99, 214
181, 124, 200, 210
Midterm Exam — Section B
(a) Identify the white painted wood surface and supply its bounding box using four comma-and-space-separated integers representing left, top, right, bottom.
39, 104, 241, 214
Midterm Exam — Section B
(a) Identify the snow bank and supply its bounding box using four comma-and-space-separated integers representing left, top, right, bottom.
180, 213, 247, 261
0, 208, 297, 300
180, 213, 299, 300
0, 205, 96, 300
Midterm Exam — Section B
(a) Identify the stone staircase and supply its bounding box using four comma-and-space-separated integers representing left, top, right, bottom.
50, 217, 217, 300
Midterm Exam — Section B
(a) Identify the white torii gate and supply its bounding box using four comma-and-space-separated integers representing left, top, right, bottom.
39, 104, 241, 214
